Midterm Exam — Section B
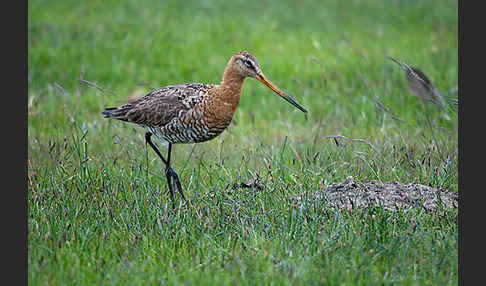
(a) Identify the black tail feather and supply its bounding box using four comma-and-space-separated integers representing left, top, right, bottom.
102, 107, 129, 122
102, 107, 118, 118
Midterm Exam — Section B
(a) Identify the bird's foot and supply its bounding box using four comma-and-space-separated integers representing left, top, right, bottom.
165, 167, 186, 209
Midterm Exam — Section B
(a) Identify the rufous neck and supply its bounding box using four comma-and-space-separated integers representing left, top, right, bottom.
220, 58, 245, 94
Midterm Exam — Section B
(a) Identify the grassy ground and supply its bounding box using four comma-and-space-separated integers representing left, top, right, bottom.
28, 0, 458, 285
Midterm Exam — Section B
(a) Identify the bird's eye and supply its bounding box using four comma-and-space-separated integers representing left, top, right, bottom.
244, 60, 253, 68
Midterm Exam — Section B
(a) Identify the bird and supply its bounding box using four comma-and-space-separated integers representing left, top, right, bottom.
102, 51, 308, 208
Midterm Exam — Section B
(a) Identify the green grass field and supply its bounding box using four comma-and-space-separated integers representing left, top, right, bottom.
28, 0, 458, 285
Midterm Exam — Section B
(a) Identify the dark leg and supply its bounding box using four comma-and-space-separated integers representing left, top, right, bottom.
145, 132, 186, 208
166, 143, 186, 202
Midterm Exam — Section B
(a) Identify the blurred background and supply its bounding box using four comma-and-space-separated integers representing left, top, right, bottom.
28, 0, 457, 186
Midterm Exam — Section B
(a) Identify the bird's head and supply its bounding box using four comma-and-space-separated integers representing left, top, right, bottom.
233, 51, 262, 78
231, 51, 307, 113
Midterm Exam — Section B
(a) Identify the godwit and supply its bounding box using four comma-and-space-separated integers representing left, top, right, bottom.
102, 51, 307, 208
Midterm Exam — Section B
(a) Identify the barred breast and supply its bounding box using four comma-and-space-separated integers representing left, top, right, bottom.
149, 96, 234, 144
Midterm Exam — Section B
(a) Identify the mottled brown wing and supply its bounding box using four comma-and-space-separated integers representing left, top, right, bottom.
102, 83, 215, 127
125, 94, 186, 127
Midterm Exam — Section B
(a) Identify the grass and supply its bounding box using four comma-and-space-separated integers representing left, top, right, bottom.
28, 0, 458, 285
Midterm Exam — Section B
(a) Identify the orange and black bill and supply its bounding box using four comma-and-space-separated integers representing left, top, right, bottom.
256, 73, 308, 113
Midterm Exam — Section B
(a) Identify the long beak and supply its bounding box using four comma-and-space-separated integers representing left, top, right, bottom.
256, 73, 308, 113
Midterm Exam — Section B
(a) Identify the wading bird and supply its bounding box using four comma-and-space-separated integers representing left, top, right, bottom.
102, 51, 307, 208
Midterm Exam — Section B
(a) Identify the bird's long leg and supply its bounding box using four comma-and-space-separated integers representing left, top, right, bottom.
166, 143, 186, 202
145, 132, 186, 208
145, 132, 175, 208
